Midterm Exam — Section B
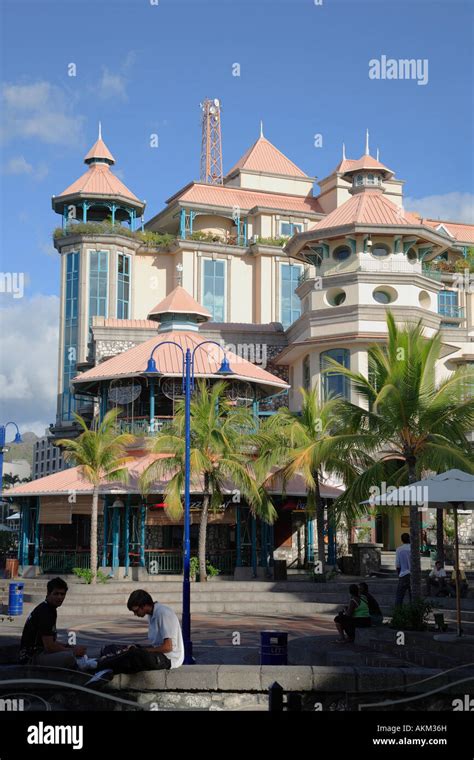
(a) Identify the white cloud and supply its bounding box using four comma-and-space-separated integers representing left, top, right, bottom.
0, 295, 59, 435
404, 192, 474, 224
1, 81, 85, 146
96, 52, 136, 101
3, 155, 49, 181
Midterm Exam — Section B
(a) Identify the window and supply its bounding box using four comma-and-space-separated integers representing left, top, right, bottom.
117, 253, 131, 319
356, 175, 364, 186
62, 251, 80, 420
320, 348, 350, 400
302, 355, 311, 391
89, 250, 108, 323
203, 259, 226, 321
333, 246, 351, 262
372, 244, 390, 257
280, 222, 303, 237
438, 290, 459, 318
367, 173, 375, 185
281, 263, 303, 328
373, 289, 394, 304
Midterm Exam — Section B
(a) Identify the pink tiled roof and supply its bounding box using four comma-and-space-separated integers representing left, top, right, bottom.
311, 191, 420, 230
58, 163, 142, 204
169, 182, 322, 214
148, 286, 212, 321
227, 136, 308, 178
422, 219, 474, 244
342, 154, 394, 178
333, 158, 357, 174
84, 137, 115, 164
73, 329, 289, 391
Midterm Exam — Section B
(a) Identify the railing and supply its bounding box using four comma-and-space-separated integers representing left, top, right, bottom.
438, 305, 464, 319
146, 549, 237, 575
40, 551, 91, 574
422, 266, 444, 281
116, 416, 173, 436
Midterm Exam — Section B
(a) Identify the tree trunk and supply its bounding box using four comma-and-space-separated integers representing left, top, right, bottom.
198, 486, 210, 583
407, 460, 422, 600
314, 477, 325, 569
90, 487, 99, 585
436, 508, 445, 564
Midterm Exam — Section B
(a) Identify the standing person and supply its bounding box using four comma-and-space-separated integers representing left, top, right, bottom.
359, 582, 383, 626
19, 577, 87, 667
334, 584, 371, 643
395, 533, 412, 606
127, 589, 184, 669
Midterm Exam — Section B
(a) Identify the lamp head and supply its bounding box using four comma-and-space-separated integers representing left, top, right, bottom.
145, 357, 158, 374
14, 432, 22, 444
216, 355, 233, 376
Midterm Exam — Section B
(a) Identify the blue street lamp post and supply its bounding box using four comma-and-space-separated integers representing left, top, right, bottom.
0, 422, 23, 500
145, 340, 232, 665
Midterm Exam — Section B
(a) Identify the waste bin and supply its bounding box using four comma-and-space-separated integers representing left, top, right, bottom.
5, 558, 19, 579
273, 559, 287, 582
8, 582, 24, 616
260, 631, 288, 665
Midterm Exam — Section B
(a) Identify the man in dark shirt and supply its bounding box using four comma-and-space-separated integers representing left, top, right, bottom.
19, 577, 86, 667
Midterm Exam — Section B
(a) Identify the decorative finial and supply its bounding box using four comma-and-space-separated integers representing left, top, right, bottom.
365, 128, 370, 156
98, 121, 102, 140
376, 147, 379, 161
342, 142, 346, 161
260, 120, 264, 138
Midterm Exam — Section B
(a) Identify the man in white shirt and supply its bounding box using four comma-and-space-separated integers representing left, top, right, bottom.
127, 589, 184, 669
395, 533, 412, 606
426, 561, 448, 596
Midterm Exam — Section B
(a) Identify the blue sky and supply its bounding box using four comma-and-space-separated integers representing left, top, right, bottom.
0, 0, 473, 433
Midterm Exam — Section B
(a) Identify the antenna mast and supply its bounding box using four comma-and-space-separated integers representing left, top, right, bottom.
200, 98, 223, 185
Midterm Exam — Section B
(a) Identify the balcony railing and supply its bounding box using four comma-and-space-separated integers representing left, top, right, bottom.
146, 549, 236, 575
40, 550, 90, 574
438, 305, 464, 319
116, 416, 174, 436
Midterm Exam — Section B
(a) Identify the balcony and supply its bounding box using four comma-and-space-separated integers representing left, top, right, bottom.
438, 305, 464, 319
116, 416, 174, 436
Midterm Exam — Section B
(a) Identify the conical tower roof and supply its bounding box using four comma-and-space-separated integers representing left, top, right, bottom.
148, 286, 212, 323
226, 135, 308, 178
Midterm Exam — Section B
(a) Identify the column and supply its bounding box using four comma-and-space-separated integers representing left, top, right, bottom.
33, 496, 40, 566
327, 508, 336, 565
82, 202, 87, 223
306, 516, 314, 563
140, 503, 146, 567
251, 514, 257, 578
260, 521, 267, 568
268, 523, 274, 569
124, 496, 130, 577
111, 507, 120, 576
102, 497, 108, 568
111, 204, 116, 226
21, 501, 30, 567
235, 504, 242, 567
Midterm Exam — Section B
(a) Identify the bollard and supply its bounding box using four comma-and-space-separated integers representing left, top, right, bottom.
268, 681, 284, 712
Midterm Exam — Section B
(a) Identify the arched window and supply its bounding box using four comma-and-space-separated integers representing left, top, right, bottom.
367, 173, 375, 185
320, 348, 350, 400
356, 174, 364, 186
333, 246, 351, 262
372, 244, 390, 257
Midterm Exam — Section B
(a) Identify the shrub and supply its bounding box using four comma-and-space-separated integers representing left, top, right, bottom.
72, 567, 109, 584
389, 599, 432, 631
254, 236, 288, 247
189, 557, 220, 579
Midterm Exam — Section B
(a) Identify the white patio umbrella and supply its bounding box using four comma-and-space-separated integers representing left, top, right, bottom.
363, 469, 474, 637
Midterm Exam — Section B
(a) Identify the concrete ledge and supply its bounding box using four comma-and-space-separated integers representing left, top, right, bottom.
110, 664, 447, 694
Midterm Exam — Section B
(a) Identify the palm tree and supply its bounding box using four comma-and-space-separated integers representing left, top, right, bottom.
254, 388, 365, 567
327, 312, 474, 599
57, 409, 134, 583
140, 380, 276, 581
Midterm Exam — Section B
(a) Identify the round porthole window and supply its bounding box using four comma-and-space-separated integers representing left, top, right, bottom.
372, 244, 390, 257
327, 287, 347, 306
407, 248, 418, 263
373, 287, 397, 304
333, 247, 351, 262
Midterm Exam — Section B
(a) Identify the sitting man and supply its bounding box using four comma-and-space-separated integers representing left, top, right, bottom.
448, 565, 469, 598
359, 582, 383, 626
19, 577, 87, 667
426, 561, 448, 597
127, 589, 184, 669
334, 584, 371, 643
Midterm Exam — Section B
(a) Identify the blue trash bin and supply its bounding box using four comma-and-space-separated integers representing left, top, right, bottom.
260, 631, 288, 665
8, 582, 24, 616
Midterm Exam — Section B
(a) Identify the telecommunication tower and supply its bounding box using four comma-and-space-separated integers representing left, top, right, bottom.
200, 98, 223, 185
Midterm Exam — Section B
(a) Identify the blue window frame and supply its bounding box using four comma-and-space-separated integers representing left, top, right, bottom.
62, 252, 79, 420
117, 253, 131, 319
89, 250, 108, 323
280, 222, 303, 237
320, 348, 350, 400
281, 263, 303, 329
203, 259, 225, 321
438, 290, 459, 318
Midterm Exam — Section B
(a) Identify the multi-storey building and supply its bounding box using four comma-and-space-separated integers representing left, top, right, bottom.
33, 434, 65, 480
9, 123, 474, 575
